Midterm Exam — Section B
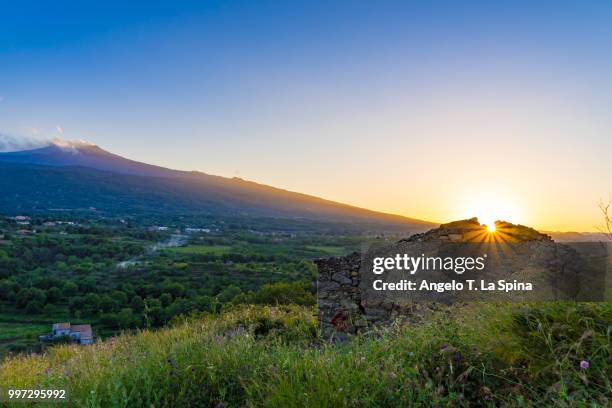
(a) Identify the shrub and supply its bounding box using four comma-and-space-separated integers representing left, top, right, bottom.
234, 281, 315, 306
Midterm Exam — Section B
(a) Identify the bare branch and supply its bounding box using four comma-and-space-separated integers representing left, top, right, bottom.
597, 199, 612, 241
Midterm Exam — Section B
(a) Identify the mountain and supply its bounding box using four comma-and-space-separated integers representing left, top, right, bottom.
544, 231, 610, 243
0, 141, 179, 178
0, 141, 434, 232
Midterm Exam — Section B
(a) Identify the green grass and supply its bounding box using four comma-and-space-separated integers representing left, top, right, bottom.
304, 245, 346, 256
164, 245, 232, 255
0, 322, 49, 341
1, 303, 610, 407
165, 243, 346, 258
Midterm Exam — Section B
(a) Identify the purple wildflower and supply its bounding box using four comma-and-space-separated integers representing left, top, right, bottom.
191, 367, 197, 373
579, 360, 589, 369
440, 343, 449, 350
453, 352, 462, 362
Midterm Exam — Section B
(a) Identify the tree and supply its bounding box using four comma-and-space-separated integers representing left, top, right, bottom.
25, 300, 44, 314
0, 280, 19, 301
117, 308, 136, 329
43, 303, 58, 315
69, 296, 85, 315
217, 285, 242, 303
162, 281, 185, 298
33, 276, 62, 290
120, 283, 136, 299
46, 287, 62, 303
62, 281, 78, 297
112, 290, 129, 306
99, 294, 117, 313
100, 313, 119, 328
83, 293, 101, 316
159, 293, 173, 307
130, 295, 144, 312
164, 299, 193, 321
243, 281, 315, 306
0, 249, 12, 278
144, 298, 164, 327
194, 295, 217, 313
16, 288, 47, 309
599, 199, 612, 241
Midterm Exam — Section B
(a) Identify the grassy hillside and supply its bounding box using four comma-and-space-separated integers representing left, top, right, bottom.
1, 303, 609, 407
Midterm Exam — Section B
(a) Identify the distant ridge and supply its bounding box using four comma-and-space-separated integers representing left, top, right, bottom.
0, 140, 434, 232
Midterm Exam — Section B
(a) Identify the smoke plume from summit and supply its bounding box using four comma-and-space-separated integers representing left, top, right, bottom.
0, 134, 95, 153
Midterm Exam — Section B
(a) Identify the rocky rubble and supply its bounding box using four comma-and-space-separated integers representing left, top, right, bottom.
404, 217, 551, 243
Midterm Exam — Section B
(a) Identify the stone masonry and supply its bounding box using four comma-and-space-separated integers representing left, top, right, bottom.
315, 218, 608, 340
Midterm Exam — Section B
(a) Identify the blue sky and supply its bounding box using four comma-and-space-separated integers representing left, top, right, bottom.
1, 1, 611, 230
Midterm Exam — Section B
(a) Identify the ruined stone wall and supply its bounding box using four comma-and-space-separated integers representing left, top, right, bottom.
315, 219, 497, 338
315, 218, 608, 340
314, 253, 363, 340
316, 251, 419, 340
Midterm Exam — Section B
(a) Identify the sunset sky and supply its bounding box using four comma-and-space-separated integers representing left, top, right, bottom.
1, 1, 611, 231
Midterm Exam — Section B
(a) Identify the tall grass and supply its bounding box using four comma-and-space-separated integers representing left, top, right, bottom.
0, 303, 609, 407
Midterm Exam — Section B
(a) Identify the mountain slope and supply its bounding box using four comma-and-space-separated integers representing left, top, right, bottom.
0, 142, 180, 178
0, 142, 433, 231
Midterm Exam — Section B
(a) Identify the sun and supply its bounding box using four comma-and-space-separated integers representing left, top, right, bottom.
459, 191, 522, 232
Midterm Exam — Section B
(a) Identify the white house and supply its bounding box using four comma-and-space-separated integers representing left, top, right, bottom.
52, 322, 71, 337
69, 324, 93, 345
40, 323, 93, 345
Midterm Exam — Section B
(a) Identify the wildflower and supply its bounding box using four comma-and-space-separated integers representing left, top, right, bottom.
440, 343, 448, 350
472, 346, 478, 353
191, 367, 197, 373
453, 352, 462, 362
579, 360, 589, 369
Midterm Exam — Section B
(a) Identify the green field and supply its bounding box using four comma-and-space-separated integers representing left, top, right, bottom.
305, 245, 346, 255
165, 245, 232, 255
0, 322, 49, 341
165, 243, 350, 258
